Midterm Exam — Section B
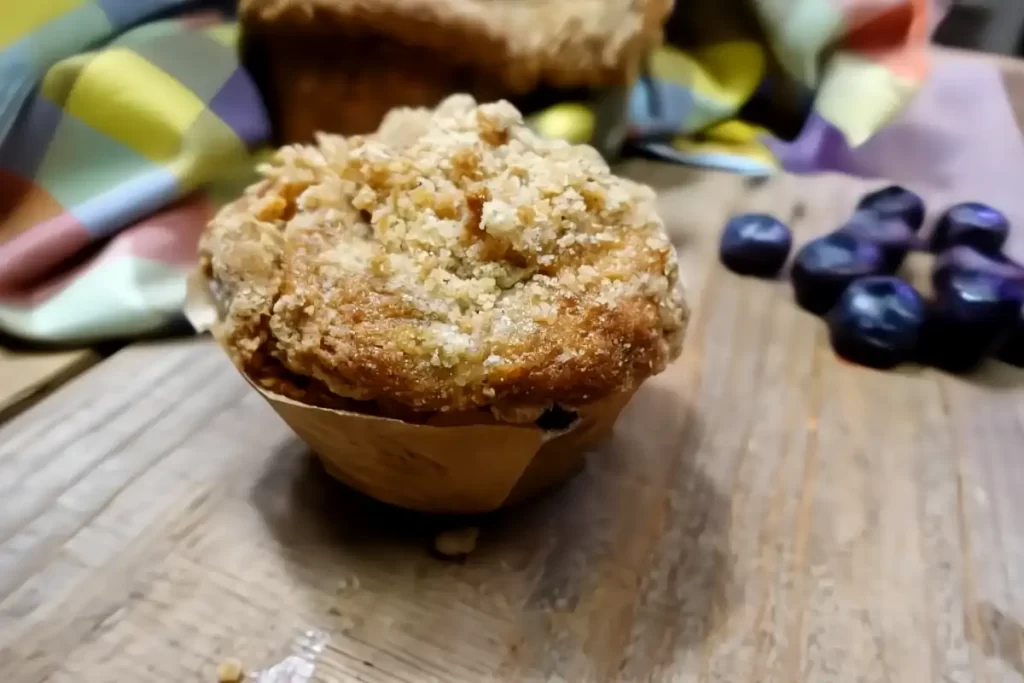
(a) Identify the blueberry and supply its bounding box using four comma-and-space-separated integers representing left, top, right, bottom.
791, 233, 886, 315
932, 245, 1024, 291
838, 211, 917, 272
930, 202, 1009, 253
918, 270, 1024, 372
942, 249, 1024, 367
826, 276, 926, 369
856, 185, 926, 232
996, 304, 1024, 367
719, 213, 793, 277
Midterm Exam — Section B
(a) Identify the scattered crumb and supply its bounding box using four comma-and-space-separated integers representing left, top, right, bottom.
326, 605, 342, 616
434, 527, 480, 558
791, 201, 807, 223
216, 658, 245, 683
337, 576, 361, 593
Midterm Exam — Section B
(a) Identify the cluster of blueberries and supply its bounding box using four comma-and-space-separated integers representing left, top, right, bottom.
718, 186, 1024, 372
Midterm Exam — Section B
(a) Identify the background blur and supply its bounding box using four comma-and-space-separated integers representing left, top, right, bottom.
935, 0, 1024, 55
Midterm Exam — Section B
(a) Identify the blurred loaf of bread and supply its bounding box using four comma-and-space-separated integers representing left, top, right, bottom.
239, 0, 673, 142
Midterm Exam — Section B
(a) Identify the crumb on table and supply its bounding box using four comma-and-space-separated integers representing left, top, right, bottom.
434, 527, 480, 558
217, 658, 245, 683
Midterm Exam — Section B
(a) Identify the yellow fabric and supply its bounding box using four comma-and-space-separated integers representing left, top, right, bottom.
65, 47, 207, 163
205, 22, 239, 48
173, 109, 252, 188
652, 43, 766, 112
815, 52, 920, 146
672, 120, 779, 169
0, 0, 85, 48
529, 103, 596, 145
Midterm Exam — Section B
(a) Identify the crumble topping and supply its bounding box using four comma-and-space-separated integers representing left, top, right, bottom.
200, 95, 687, 420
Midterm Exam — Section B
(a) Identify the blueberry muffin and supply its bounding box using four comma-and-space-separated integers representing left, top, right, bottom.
199, 95, 688, 425
240, 0, 673, 140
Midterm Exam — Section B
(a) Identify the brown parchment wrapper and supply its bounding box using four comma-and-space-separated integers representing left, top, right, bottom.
185, 269, 638, 513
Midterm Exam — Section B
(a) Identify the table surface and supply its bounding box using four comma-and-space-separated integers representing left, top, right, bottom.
4, 53, 1024, 683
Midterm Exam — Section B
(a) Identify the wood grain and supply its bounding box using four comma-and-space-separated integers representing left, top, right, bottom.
0, 347, 98, 422
3, 53, 1024, 683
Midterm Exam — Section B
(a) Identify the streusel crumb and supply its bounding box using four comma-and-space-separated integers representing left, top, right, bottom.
216, 658, 244, 683
434, 527, 480, 558
200, 95, 688, 422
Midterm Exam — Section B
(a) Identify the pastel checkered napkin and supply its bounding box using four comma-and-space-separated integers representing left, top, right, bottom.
0, 1, 267, 342
534, 0, 933, 175
0, 0, 937, 342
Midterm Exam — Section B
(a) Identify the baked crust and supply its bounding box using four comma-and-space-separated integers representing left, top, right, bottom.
200, 96, 688, 422
239, 0, 673, 92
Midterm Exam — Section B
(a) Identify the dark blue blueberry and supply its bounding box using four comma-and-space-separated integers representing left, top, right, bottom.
719, 213, 793, 277
938, 249, 1024, 367
838, 211, 916, 272
996, 304, 1024, 367
930, 202, 1010, 253
791, 233, 886, 315
918, 269, 1024, 373
826, 276, 926, 369
856, 185, 926, 232
932, 245, 1024, 291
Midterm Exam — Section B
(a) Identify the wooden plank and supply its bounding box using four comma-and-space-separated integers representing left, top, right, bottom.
0, 347, 99, 423
1, 162, 1024, 682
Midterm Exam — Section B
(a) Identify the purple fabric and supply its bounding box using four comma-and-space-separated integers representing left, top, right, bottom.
0, 96, 62, 178
768, 52, 1024, 261
207, 68, 272, 148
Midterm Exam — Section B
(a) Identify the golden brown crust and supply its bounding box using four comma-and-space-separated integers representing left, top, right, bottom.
239, 0, 673, 93
201, 96, 688, 422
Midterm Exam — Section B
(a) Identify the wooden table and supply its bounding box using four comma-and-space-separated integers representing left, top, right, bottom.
3, 54, 1024, 683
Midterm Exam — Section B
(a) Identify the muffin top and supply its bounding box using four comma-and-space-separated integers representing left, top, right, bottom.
200, 95, 688, 422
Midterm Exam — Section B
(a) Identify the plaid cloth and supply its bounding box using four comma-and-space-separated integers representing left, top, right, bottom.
534, 0, 932, 174
0, 0, 939, 342
0, 2, 266, 342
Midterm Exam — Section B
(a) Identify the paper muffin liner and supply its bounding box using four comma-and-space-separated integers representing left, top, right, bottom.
185, 269, 638, 513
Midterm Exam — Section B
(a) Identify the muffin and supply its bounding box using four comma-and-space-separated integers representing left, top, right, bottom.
194, 95, 688, 511
240, 0, 673, 140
